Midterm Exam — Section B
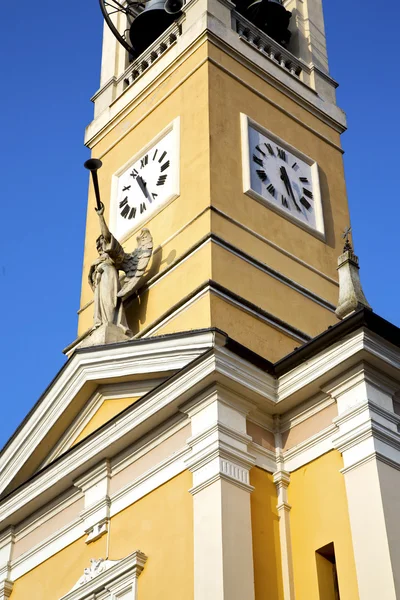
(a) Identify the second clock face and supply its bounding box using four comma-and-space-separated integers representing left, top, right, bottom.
112, 124, 179, 240
246, 123, 322, 233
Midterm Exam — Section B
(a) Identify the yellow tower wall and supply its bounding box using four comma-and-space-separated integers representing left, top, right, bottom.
79, 39, 350, 362
288, 451, 359, 599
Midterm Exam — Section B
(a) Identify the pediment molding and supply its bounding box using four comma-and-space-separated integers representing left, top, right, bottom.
41, 380, 164, 470
60, 551, 147, 600
0, 330, 217, 498
1, 324, 399, 535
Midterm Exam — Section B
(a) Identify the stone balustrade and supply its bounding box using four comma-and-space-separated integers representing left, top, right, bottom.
233, 11, 305, 79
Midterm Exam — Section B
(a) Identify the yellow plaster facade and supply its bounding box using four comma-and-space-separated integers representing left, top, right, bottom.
73, 397, 141, 445
288, 451, 359, 599
10, 472, 193, 600
5, 1, 397, 599
78, 35, 349, 362
250, 468, 284, 600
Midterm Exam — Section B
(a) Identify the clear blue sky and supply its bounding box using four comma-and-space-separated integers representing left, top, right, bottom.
0, 1, 399, 448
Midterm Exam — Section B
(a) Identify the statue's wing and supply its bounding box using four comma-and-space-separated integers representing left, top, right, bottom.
117, 229, 153, 301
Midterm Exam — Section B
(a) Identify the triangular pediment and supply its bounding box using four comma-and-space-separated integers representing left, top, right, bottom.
0, 330, 217, 499
40, 380, 162, 469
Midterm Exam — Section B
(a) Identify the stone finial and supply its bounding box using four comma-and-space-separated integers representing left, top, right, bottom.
335, 228, 371, 320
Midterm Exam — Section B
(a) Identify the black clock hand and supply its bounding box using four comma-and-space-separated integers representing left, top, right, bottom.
280, 167, 291, 196
136, 175, 152, 202
280, 167, 301, 212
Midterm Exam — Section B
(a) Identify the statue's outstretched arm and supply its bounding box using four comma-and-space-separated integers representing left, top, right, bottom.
95, 203, 111, 243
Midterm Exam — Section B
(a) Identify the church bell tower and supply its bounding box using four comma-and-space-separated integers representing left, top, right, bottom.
2, 1, 400, 600
77, 0, 349, 362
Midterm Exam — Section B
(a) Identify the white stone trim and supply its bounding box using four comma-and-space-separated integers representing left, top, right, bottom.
278, 392, 335, 432
0, 528, 14, 599
273, 470, 295, 600
0, 580, 13, 600
10, 518, 83, 582
110, 446, 189, 517
8, 446, 187, 582
182, 385, 257, 494
60, 551, 147, 600
0, 330, 216, 497
249, 442, 277, 473
282, 425, 336, 472
277, 329, 400, 404
4, 327, 400, 588
184, 382, 256, 600
110, 413, 188, 475
74, 460, 111, 544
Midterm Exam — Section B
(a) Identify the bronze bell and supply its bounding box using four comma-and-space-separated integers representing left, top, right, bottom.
129, 0, 183, 58
235, 0, 292, 47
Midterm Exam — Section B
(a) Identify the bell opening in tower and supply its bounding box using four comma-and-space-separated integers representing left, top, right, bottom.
100, 0, 292, 63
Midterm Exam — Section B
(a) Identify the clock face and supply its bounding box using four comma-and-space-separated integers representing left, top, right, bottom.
111, 124, 179, 240
245, 122, 323, 233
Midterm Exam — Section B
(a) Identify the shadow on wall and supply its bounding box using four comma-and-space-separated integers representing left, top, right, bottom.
126, 245, 178, 335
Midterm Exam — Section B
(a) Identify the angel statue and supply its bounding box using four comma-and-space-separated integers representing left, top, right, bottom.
88, 204, 153, 335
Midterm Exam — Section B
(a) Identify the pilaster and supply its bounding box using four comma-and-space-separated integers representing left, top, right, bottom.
273, 470, 295, 600
182, 384, 256, 600
329, 364, 400, 599
74, 460, 112, 544
0, 528, 14, 600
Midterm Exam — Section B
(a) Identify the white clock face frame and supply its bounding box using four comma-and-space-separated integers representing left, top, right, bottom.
241, 115, 324, 236
111, 118, 180, 241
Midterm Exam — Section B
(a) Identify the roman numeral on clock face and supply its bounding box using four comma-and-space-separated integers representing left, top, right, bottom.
157, 175, 167, 186
160, 160, 170, 172
140, 155, 148, 168
121, 204, 129, 218
267, 184, 276, 198
256, 169, 268, 182
119, 197, 128, 209
255, 145, 266, 157
253, 154, 263, 167
158, 151, 167, 163
300, 197, 311, 210
277, 148, 287, 161
265, 143, 275, 156
281, 195, 289, 208
130, 168, 138, 179
303, 188, 313, 200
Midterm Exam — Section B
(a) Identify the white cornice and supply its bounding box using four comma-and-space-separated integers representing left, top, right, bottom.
282, 425, 336, 472
0, 330, 216, 498
0, 342, 272, 527
2, 324, 400, 550
277, 330, 400, 409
